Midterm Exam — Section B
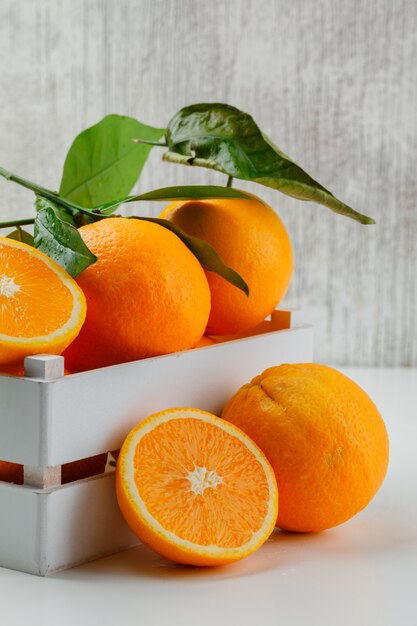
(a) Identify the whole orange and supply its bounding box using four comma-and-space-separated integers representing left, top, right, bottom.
63, 218, 211, 372
222, 363, 389, 532
160, 196, 293, 335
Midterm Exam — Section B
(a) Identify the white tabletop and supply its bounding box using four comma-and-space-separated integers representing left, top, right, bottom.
1, 367, 416, 626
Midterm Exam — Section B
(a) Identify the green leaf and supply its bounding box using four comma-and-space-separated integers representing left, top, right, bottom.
34, 204, 97, 277
93, 184, 256, 214
35, 195, 100, 227
59, 114, 165, 208
163, 103, 375, 225
6, 228, 34, 246
126, 184, 255, 203
130, 216, 249, 296
35, 196, 77, 226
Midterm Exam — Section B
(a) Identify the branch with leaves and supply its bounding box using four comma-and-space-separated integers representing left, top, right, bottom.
0, 103, 374, 293
0, 165, 251, 293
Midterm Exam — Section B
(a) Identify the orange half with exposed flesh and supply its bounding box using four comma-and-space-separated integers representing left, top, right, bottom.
0, 237, 86, 366
116, 408, 278, 566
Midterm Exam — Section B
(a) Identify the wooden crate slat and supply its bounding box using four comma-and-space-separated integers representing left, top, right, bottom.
46, 325, 313, 466
0, 311, 313, 575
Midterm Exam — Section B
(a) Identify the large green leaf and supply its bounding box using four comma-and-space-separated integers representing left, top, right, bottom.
59, 114, 165, 208
163, 103, 374, 224
34, 203, 97, 277
1, 166, 249, 290
130, 217, 249, 296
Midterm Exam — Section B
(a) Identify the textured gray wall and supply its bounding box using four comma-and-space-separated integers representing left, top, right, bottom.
0, 0, 416, 365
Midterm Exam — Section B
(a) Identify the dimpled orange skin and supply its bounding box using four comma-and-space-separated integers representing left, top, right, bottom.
222, 363, 389, 533
160, 197, 293, 335
63, 218, 211, 372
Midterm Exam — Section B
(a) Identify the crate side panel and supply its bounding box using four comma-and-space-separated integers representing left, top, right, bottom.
47, 326, 313, 465
0, 378, 45, 466
0, 483, 43, 575
43, 474, 138, 574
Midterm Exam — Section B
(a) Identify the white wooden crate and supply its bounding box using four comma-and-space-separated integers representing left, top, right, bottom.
0, 309, 313, 576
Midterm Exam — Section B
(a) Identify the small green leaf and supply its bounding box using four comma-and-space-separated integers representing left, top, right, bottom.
34, 205, 97, 277
6, 228, 34, 246
164, 103, 375, 225
130, 216, 249, 296
35, 195, 99, 227
35, 196, 77, 226
59, 114, 165, 208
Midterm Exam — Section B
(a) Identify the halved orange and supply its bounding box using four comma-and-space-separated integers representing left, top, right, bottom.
0, 237, 86, 366
116, 408, 278, 566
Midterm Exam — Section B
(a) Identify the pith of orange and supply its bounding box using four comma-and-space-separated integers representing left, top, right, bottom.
0, 237, 86, 367
63, 218, 211, 372
222, 363, 389, 533
116, 408, 278, 566
160, 196, 293, 335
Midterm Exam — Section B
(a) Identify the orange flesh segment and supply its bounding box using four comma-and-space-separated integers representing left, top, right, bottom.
0, 244, 73, 337
134, 418, 270, 548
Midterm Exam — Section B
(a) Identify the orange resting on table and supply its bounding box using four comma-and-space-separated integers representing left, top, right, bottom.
116, 408, 278, 566
0, 237, 86, 367
222, 363, 389, 532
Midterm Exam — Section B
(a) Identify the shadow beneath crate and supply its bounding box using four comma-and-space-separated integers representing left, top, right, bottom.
56, 529, 326, 582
